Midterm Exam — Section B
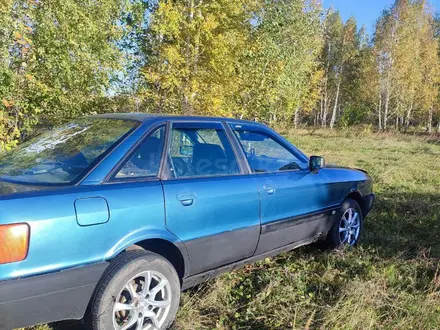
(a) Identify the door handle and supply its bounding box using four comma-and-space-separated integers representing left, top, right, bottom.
263, 184, 276, 195
176, 193, 197, 206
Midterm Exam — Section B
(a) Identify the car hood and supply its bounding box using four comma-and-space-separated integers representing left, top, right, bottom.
325, 164, 369, 174
325, 164, 353, 170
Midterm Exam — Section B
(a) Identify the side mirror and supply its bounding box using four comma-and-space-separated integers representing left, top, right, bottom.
309, 156, 325, 172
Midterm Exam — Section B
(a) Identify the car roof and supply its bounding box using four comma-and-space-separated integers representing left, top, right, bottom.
89, 112, 263, 126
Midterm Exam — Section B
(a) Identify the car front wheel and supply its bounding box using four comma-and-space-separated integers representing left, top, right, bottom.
327, 198, 363, 248
88, 250, 180, 330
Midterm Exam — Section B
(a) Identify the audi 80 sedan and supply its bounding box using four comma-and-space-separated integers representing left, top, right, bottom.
0, 114, 374, 330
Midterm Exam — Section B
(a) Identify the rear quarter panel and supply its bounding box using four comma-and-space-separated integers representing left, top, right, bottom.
0, 181, 179, 281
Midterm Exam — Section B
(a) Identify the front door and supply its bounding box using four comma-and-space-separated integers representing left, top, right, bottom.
162, 122, 260, 275
230, 124, 332, 255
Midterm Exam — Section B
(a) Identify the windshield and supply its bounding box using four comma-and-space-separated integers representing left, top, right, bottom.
0, 118, 139, 185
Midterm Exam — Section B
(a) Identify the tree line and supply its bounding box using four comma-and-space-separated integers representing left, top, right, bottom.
1, 0, 439, 149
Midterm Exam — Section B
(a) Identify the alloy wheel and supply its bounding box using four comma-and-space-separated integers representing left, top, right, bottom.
338, 208, 361, 246
113, 270, 172, 330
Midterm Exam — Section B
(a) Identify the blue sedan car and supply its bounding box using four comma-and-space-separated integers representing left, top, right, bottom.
0, 114, 374, 330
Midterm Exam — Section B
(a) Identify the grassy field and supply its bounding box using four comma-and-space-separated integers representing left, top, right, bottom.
24, 128, 440, 330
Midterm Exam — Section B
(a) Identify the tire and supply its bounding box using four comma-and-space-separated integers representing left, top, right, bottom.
88, 250, 181, 330
326, 198, 363, 249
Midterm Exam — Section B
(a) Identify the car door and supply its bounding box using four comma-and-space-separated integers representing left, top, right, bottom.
161, 121, 261, 275
229, 123, 334, 255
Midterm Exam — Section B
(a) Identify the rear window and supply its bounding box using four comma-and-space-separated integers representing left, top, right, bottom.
0, 118, 138, 185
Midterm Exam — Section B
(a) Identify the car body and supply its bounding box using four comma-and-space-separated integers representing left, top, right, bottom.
0, 114, 374, 329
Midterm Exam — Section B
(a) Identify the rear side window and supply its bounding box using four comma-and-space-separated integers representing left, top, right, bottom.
115, 126, 166, 179
167, 126, 240, 178
0, 118, 138, 185
233, 130, 304, 173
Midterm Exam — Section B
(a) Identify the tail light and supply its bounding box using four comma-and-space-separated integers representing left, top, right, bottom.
0, 223, 30, 264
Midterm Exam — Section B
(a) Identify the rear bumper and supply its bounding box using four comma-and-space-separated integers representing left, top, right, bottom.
362, 193, 375, 217
0, 262, 108, 329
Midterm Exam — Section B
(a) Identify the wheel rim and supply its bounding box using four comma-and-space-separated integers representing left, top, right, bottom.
339, 208, 361, 246
112, 270, 172, 330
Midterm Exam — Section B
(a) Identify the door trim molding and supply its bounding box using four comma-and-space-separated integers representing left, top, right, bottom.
261, 205, 341, 235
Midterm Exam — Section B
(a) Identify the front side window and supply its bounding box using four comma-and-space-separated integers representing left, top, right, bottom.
168, 126, 240, 178
233, 130, 305, 173
115, 126, 165, 179
0, 118, 139, 185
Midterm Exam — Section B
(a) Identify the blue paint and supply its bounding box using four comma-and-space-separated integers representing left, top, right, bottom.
74, 197, 110, 226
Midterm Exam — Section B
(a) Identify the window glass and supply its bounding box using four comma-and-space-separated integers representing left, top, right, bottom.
233, 130, 303, 173
168, 127, 240, 178
0, 118, 138, 185
115, 126, 165, 179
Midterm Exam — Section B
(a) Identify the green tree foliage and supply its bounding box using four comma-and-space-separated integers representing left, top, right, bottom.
141, 0, 322, 125
0, 0, 128, 149
313, 0, 440, 131
141, 0, 257, 116
317, 12, 365, 129
3, 0, 440, 150
239, 0, 322, 127
367, 0, 440, 130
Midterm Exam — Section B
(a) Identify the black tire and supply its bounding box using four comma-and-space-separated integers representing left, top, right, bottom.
87, 250, 180, 330
326, 198, 363, 249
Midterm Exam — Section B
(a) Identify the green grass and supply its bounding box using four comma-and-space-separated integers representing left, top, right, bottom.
24, 129, 440, 330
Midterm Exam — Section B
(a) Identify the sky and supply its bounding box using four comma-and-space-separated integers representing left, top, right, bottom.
323, 0, 440, 34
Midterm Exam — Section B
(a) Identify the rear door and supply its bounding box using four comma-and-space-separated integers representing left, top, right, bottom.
229, 124, 332, 255
162, 121, 260, 275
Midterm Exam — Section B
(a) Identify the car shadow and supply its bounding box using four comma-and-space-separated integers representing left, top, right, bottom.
363, 191, 440, 259
48, 319, 184, 330
48, 320, 85, 330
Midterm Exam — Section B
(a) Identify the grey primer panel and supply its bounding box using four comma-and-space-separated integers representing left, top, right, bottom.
255, 207, 339, 255
182, 235, 318, 290
184, 225, 260, 276
0, 262, 108, 329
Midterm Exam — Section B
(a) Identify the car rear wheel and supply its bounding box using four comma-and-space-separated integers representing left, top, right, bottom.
327, 198, 363, 248
88, 250, 180, 330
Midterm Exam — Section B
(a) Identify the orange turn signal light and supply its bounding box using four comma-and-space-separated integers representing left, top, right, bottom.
0, 223, 30, 265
